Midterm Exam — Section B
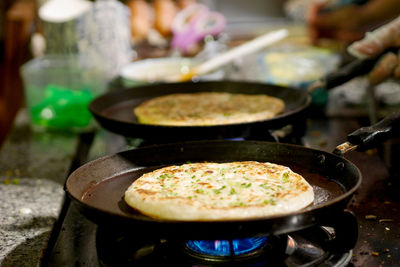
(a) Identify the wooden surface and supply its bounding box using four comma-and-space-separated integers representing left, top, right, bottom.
0, 59, 24, 146
0, 0, 36, 146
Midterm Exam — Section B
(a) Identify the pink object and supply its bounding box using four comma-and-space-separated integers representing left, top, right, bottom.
171, 4, 226, 53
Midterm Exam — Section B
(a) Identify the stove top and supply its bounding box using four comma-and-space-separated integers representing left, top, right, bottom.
95, 222, 354, 267
40, 118, 400, 267
44, 204, 355, 267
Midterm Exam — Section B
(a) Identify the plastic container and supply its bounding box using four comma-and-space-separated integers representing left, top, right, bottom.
20, 55, 107, 131
258, 45, 341, 89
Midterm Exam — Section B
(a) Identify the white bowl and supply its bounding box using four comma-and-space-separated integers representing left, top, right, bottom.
119, 57, 224, 87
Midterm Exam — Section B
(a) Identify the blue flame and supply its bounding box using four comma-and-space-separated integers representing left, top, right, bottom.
186, 237, 268, 256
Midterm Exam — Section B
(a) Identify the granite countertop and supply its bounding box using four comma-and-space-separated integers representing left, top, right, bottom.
0, 110, 125, 267
0, 112, 84, 266
0, 178, 63, 266
0, 111, 76, 267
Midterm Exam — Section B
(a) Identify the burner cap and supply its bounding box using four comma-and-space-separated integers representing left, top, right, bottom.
185, 237, 268, 258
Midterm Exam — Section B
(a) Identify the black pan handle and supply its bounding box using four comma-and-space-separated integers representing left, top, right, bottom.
348, 110, 400, 150
308, 48, 398, 92
324, 57, 378, 90
333, 110, 400, 155
308, 57, 379, 92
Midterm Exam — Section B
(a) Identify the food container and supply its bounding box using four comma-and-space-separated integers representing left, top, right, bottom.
20, 54, 107, 131
119, 57, 224, 87
258, 45, 340, 89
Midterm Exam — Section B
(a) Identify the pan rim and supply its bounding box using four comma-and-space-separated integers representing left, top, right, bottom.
65, 140, 362, 224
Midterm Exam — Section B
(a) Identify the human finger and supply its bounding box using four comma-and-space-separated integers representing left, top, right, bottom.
393, 51, 400, 78
348, 16, 400, 59
368, 52, 398, 85
307, 2, 327, 44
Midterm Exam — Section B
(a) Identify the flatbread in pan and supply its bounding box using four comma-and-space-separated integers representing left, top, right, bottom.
68, 140, 361, 238
124, 161, 314, 221
89, 81, 311, 140
134, 92, 285, 126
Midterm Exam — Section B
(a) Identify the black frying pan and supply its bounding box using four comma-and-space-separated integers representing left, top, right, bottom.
65, 112, 400, 245
67, 140, 357, 242
89, 81, 310, 141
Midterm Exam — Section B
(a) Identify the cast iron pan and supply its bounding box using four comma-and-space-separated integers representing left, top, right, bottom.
66, 111, 400, 243
67, 140, 358, 233
89, 81, 311, 141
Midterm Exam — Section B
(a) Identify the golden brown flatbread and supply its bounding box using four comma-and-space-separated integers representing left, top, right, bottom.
134, 92, 285, 126
124, 161, 314, 221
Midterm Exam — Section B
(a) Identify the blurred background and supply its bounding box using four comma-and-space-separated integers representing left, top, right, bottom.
0, 0, 398, 145
0, 0, 315, 144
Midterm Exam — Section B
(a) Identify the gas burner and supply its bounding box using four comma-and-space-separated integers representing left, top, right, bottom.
96, 225, 353, 267
183, 236, 287, 264
185, 237, 268, 258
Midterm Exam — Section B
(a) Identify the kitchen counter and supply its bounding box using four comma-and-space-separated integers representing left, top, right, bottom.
1, 106, 400, 266
0, 110, 124, 267
0, 111, 73, 267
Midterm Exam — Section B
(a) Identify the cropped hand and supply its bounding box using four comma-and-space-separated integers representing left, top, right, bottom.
308, 2, 367, 44
347, 16, 400, 59
347, 16, 400, 85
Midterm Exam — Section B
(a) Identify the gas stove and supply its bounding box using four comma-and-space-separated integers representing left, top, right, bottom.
43, 202, 356, 267
42, 122, 363, 267
41, 114, 400, 267
96, 218, 355, 267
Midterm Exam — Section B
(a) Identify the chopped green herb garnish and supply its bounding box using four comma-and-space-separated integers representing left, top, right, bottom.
240, 183, 252, 188
213, 189, 222, 194
259, 184, 271, 190
264, 199, 276, 205
213, 185, 226, 194
282, 172, 289, 182
158, 173, 173, 179
229, 187, 237, 195
230, 201, 245, 207
194, 189, 204, 194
